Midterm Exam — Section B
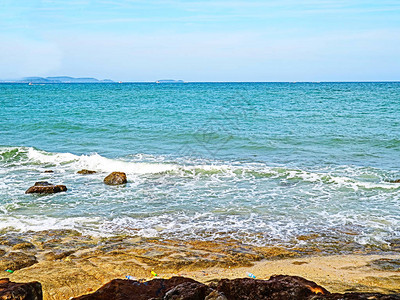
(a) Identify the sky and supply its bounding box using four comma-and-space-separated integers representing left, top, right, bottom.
0, 0, 399, 82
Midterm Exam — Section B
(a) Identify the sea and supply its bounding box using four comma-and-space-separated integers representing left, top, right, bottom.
1, 82, 399, 251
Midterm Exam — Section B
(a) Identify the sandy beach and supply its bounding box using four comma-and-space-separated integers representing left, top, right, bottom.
1, 230, 399, 299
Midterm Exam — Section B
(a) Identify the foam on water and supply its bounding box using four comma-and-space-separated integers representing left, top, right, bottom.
4, 146, 398, 190
1, 146, 400, 249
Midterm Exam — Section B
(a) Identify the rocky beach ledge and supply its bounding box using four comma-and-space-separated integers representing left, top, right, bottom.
0, 229, 399, 299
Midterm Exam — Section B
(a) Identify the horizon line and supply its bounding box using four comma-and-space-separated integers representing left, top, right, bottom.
1, 81, 399, 84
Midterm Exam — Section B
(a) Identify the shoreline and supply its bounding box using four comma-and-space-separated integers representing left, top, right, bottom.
1, 230, 399, 299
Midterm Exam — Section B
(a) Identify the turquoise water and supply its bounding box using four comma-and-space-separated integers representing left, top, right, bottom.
1, 82, 400, 248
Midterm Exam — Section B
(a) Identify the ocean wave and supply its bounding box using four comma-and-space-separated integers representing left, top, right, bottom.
1, 146, 400, 191
1, 146, 400, 248
0, 212, 397, 250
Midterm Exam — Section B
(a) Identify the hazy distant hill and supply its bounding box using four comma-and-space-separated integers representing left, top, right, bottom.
46, 76, 114, 83
0, 76, 115, 83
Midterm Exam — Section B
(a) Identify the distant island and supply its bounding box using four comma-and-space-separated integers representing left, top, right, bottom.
0, 77, 188, 84
156, 79, 185, 83
0, 76, 115, 83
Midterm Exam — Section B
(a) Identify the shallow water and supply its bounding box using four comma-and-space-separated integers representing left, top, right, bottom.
1, 82, 399, 249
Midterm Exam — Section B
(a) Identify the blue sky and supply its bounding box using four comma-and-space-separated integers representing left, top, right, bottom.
1, 0, 399, 81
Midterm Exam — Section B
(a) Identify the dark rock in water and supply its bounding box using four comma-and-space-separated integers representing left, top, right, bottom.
72, 277, 197, 300
43, 170, 54, 173
103, 172, 127, 185
77, 169, 97, 174
0, 278, 43, 300
0, 252, 38, 271
389, 179, 400, 183
25, 182, 67, 194
0, 237, 29, 247
72, 275, 400, 300
368, 258, 400, 272
44, 250, 75, 261
12, 242, 35, 250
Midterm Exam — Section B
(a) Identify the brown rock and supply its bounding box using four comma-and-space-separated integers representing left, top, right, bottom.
25, 182, 67, 194
326, 294, 400, 299
216, 275, 329, 299
71, 277, 197, 300
72, 275, 400, 300
0, 278, 42, 300
0, 252, 38, 271
216, 275, 400, 300
43, 170, 54, 173
12, 242, 35, 250
103, 172, 127, 185
44, 250, 75, 261
77, 169, 97, 175
205, 290, 228, 300
164, 282, 213, 300
0, 237, 27, 247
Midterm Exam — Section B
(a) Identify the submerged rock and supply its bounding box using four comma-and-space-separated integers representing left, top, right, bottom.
44, 250, 75, 261
25, 182, 67, 194
368, 258, 400, 272
77, 169, 97, 175
0, 278, 42, 300
12, 242, 35, 250
0, 252, 38, 271
71, 275, 400, 300
103, 172, 127, 185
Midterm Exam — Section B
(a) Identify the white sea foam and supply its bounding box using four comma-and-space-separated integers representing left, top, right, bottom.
25, 147, 179, 175
1, 146, 400, 247
2, 146, 400, 191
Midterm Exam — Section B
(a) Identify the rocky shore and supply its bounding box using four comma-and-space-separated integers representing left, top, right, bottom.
0, 230, 399, 299
72, 275, 400, 300
4, 169, 400, 299
2, 274, 400, 299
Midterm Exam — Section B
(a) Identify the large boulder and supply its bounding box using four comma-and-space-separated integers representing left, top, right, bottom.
25, 182, 67, 194
0, 278, 42, 300
103, 172, 127, 185
72, 277, 197, 300
72, 275, 400, 300
216, 275, 328, 299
